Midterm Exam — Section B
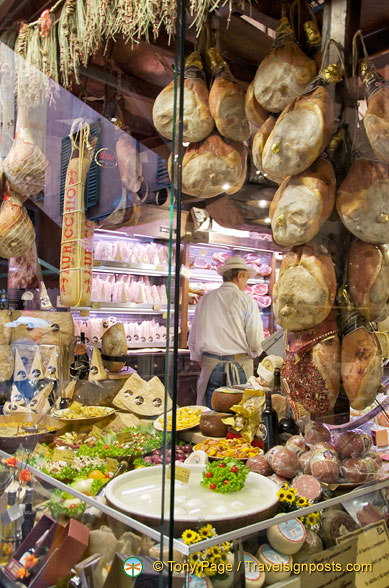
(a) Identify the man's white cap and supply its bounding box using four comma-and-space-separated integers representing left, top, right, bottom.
217, 255, 256, 278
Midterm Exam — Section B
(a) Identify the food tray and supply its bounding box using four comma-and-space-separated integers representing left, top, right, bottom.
154, 406, 209, 432
0, 414, 65, 453
52, 406, 115, 424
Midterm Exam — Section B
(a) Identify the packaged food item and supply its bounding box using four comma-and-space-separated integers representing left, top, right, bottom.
304, 422, 331, 447
299, 451, 313, 474
332, 430, 372, 458
310, 447, 340, 483
286, 435, 308, 456
266, 446, 299, 479
340, 456, 379, 483
246, 455, 272, 476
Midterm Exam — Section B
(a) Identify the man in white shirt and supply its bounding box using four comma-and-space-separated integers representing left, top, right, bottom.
188, 256, 264, 407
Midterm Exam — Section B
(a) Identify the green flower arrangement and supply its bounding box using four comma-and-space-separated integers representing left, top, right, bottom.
277, 483, 321, 530
201, 458, 249, 493
182, 524, 231, 578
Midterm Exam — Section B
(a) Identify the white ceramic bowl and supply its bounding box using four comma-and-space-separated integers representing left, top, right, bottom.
106, 463, 279, 534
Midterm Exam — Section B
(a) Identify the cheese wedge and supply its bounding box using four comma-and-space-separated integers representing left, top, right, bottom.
89, 348, 107, 381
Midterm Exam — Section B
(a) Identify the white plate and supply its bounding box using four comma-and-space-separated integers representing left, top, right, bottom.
106, 463, 279, 527
154, 405, 209, 432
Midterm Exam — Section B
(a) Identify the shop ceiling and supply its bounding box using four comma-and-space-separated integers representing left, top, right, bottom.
0, 0, 388, 210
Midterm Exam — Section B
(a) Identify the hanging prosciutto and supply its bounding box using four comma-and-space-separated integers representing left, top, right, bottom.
152, 52, 214, 143
208, 48, 250, 142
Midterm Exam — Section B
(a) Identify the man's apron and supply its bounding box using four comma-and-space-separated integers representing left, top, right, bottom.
196, 353, 253, 406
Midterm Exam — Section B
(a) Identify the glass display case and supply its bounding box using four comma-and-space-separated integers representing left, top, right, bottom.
0, 0, 388, 587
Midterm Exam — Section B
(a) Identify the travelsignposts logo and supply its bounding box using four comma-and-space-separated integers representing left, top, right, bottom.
123, 557, 143, 577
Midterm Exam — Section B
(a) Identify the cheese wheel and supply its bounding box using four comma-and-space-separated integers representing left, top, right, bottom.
320, 510, 357, 546
293, 530, 323, 563
243, 552, 265, 588
267, 518, 306, 554
200, 411, 230, 437
256, 544, 292, 584
211, 388, 243, 412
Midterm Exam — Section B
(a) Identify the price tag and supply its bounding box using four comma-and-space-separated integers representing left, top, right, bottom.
153, 304, 162, 311
34, 443, 50, 458
180, 265, 191, 280
167, 464, 190, 485
117, 431, 133, 444
91, 425, 102, 439
106, 457, 119, 473
52, 448, 74, 464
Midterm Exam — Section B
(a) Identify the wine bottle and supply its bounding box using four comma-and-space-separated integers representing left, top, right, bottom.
260, 368, 280, 452
0, 490, 17, 564
21, 488, 36, 541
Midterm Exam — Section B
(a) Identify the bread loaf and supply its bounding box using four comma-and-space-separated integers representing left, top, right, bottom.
261, 86, 334, 179
253, 41, 317, 113
273, 241, 336, 330
208, 49, 250, 142
270, 159, 336, 246
336, 158, 389, 244
152, 52, 214, 142
341, 324, 383, 410
116, 134, 142, 193
348, 240, 389, 322
170, 135, 246, 199
245, 81, 268, 129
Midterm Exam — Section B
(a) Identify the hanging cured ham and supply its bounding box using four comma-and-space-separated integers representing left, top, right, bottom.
208, 48, 250, 142
115, 133, 142, 193
245, 81, 268, 129
270, 159, 336, 247
273, 241, 336, 331
252, 9, 317, 113
252, 116, 284, 184
0, 193, 35, 258
169, 134, 247, 199
348, 240, 389, 322
152, 52, 214, 143
360, 58, 389, 164
3, 110, 48, 199
336, 158, 389, 244
341, 315, 383, 411
282, 313, 340, 416
261, 85, 334, 180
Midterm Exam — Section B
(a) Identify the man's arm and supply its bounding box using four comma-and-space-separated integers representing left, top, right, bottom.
188, 301, 201, 362
245, 298, 264, 358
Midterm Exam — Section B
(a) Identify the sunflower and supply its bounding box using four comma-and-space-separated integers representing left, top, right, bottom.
199, 524, 214, 539
210, 546, 221, 557
306, 512, 320, 526
277, 490, 287, 501
190, 552, 201, 565
220, 541, 231, 552
284, 492, 295, 503
182, 529, 201, 545
219, 552, 228, 563
296, 496, 308, 508
299, 516, 305, 524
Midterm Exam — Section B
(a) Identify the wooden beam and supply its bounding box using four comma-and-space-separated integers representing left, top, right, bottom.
321, 0, 362, 74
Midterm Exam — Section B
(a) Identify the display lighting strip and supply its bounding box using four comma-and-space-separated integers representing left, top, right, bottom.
72, 305, 170, 315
